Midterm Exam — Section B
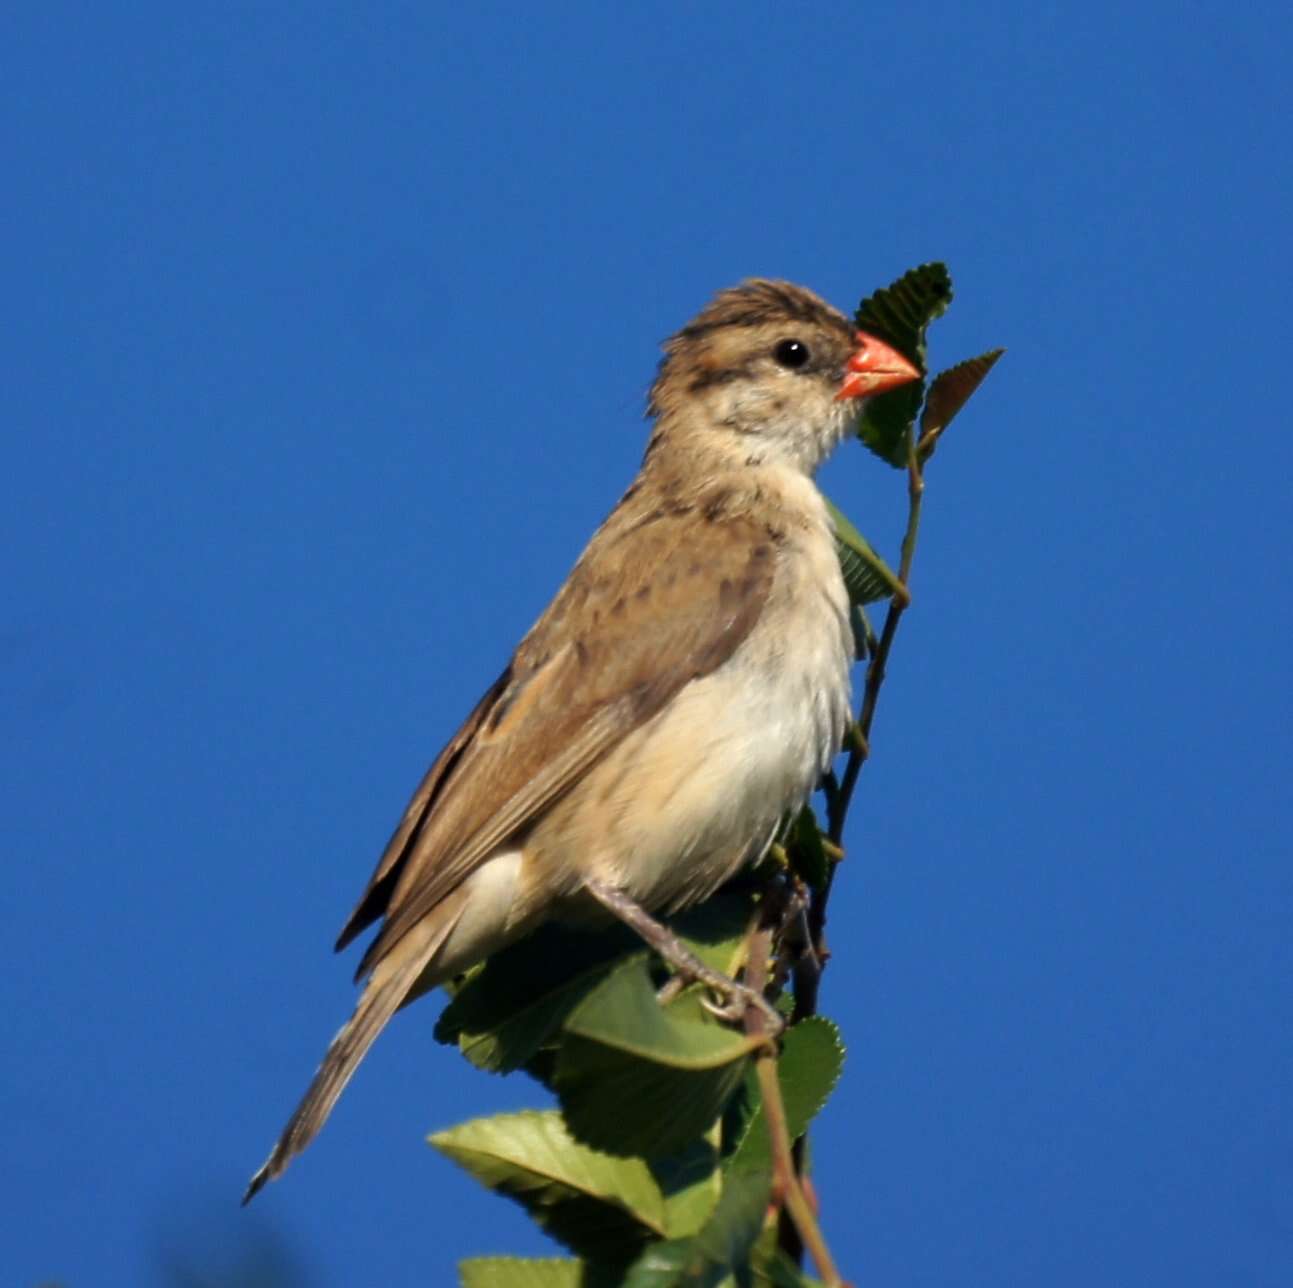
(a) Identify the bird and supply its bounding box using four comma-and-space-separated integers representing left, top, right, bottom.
244, 279, 920, 1201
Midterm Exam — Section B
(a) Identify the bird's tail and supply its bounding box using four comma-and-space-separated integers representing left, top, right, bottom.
242, 906, 464, 1203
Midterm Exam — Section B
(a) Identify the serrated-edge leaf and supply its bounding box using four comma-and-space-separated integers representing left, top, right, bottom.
556, 959, 759, 1157
824, 497, 901, 606
853, 262, 953, 372
430, 1108, 667, 1235
856, 392, 919, 469
654, 1135, 724, 1239
775, 1017, 845, 1138
690, 1168, 773, 1274
460, 1257, 602, 1288
725, 1017, 846, 1172
564, 956, 765, 1071
437, 893, 756, 1079
920, 347, 1005, 437
853, 261, 953, 468
435, 923, 637, 1074
669, 890, 760, 979
622, 1169, 772, 1288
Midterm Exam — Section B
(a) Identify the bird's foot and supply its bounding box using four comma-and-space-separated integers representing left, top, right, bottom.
584, 877, 784, 1035
697, 980, 785, 1034
655, 973, 689, 1007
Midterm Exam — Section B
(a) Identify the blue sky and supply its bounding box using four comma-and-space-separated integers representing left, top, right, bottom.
4, 4, 1290, 1285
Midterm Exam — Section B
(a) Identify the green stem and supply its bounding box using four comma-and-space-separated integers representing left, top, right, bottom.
744, 911, 844, 1287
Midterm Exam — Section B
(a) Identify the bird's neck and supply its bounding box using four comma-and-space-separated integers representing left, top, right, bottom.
645, 397, 852, 478
634, 419, 833, 541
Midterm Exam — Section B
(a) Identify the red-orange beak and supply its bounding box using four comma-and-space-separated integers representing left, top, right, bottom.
836, 330, 922, 401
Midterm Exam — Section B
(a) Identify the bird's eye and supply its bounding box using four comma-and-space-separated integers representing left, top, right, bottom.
773, 338, 811, 370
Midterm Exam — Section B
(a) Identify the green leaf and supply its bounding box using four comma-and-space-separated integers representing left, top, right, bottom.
436, 893, 755, 1082
854, 261, 952, 372
555, 956, 765, 1158
668, 890, 760, 978
622, 1169, 772, 1288
653, 1137, 724, 1239
824, 497, 901, 607
430, 1109, 666, 1262
857, 379, 920, 469
435, 921, 639, 1075
719, 1071, 759, 1168
853, 262, 953, 468
751, 1250, 824, 1287
783, 805, 829, 890
620, 1240, 710, 1287
919, 347, 1005, 453
687, 1168, 772, 1283
724, 1018, 846, 1173
848, 601, 875, 663
459, 1257, 623, 1288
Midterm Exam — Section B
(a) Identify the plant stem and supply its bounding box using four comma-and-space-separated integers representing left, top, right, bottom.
744, 908, 844, 1288
779, 428, 928, 1279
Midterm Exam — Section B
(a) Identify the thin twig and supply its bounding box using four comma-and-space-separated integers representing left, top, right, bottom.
743, 903, 844, 1288
776, 427, 930, 1279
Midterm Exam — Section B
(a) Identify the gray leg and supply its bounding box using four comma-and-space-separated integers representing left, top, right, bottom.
583, 877, 785, 1034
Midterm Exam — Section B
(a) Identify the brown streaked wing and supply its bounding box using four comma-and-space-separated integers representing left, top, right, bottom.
334, 667, 513, 952
351, 506, 777, 980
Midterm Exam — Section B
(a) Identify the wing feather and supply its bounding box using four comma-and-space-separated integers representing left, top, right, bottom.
335, 668, 512, 952
345, 501, 777, 979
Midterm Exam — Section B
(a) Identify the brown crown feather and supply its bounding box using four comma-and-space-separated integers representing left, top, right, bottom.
647, 279, 852, 417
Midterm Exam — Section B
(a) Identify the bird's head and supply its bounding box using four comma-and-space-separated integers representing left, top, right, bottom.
647, 279, 920, 474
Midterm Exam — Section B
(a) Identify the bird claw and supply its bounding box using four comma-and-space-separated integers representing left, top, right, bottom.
657, 968, 784, 1034
651, 962, 780, 1029
698, 992, 748, 1024
582, 877, 785, 1035
655, 974, 689, 1007
698, 980, 785, 1035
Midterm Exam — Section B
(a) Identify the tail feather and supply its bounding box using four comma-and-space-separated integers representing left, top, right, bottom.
243, 902, 466, 1203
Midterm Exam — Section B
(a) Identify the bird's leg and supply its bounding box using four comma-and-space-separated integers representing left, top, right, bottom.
582, 877, 785, 1035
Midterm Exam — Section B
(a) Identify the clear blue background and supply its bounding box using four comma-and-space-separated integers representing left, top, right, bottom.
5, 4, 1290, 1285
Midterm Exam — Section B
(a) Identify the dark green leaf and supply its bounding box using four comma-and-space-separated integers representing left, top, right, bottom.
668, 891, 761, 977
620, 1240, 707, 1287
430, 1109, 666, 1262
854, 261, 952, 372
724, 1018, 846, 1173
687, 1168, 772, 1285
435, 922, 639, 1074
751, 1250, 824, 1287
652, 1139, 724, 1239
622, 1169, 772, 1288
824, 497, 900, 607
436, 894, 755, 1081
848, 601, 875, 663
853, 262, 953, 468
784, 806, 829, 890
857, 383, 920, 469
556, 956, 764, 1158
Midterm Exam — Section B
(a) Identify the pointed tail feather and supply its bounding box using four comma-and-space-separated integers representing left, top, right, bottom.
243, 902, 466, 1203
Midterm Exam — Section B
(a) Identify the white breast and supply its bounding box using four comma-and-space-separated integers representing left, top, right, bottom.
579, 474, 853, 912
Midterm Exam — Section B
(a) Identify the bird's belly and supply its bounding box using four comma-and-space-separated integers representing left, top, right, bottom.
529, 563, 852, 915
